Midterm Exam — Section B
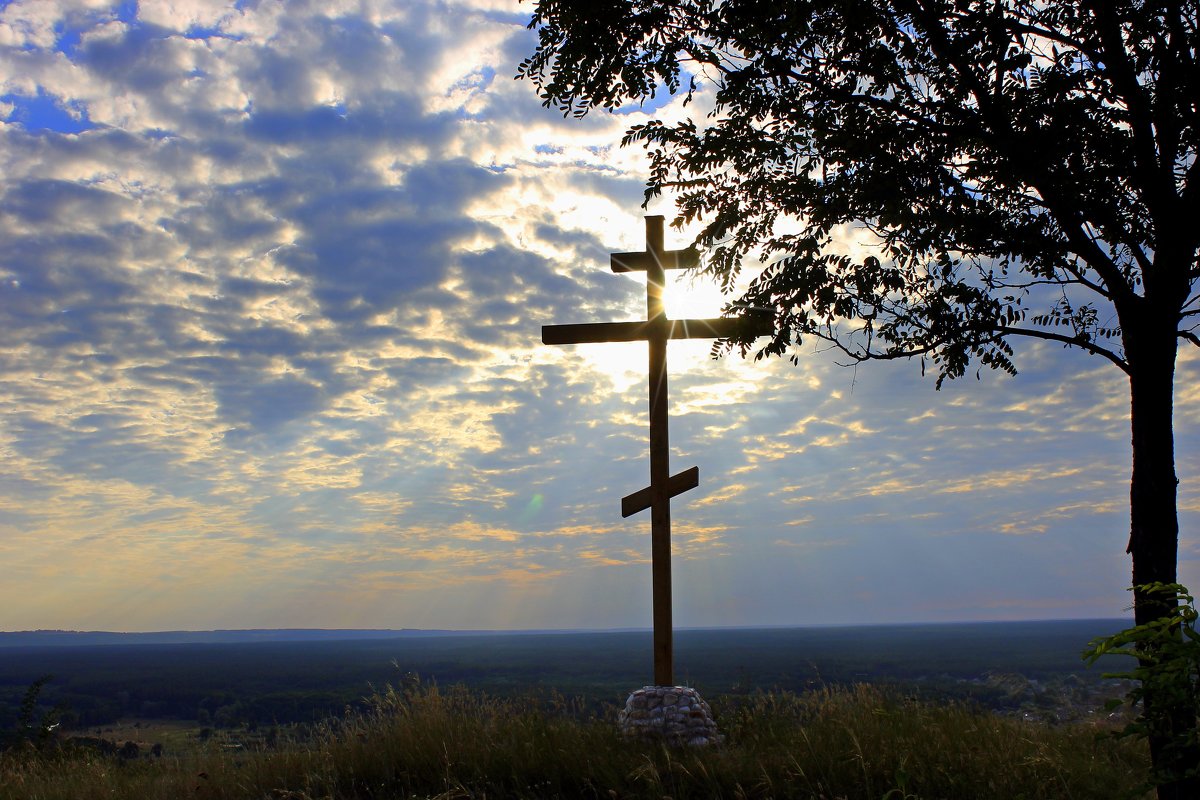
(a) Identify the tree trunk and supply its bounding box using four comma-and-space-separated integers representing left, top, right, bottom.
1126, 322, 1198, 799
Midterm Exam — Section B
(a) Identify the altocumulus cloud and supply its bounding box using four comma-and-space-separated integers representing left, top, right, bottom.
0, 0, 1196, 632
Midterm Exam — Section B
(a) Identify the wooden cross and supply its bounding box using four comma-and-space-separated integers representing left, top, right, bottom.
542, 215, 770, 686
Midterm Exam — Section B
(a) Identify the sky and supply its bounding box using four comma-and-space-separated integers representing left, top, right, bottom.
0, 0, 1197, 634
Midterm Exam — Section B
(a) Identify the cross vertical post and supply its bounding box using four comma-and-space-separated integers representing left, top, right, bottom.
645, 216, 673, 685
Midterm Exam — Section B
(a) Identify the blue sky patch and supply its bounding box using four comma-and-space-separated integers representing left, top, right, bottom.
53, 21, 84, 58
2, 91, 96, 134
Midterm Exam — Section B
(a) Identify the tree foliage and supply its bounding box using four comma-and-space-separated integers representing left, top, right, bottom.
520, 0, 1200, 384
1086, 583, 1200, 788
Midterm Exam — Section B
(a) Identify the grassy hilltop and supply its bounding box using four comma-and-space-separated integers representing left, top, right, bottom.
1, 679, 1149, 800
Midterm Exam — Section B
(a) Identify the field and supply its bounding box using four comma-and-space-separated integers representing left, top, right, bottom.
0, 679, 1151, 800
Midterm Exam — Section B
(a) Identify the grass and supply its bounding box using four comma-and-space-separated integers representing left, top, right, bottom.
0, 680, 1151, 800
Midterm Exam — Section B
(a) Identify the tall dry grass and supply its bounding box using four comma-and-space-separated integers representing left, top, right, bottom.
0, 680, 1150, 799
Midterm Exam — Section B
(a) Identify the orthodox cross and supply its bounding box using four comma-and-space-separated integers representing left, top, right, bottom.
542, 215, 770, 685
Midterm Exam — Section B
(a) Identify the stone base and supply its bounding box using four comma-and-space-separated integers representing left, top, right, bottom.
617, 686, 721, 747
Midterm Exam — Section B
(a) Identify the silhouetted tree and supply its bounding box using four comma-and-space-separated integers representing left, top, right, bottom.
521, 1, 1199, 795
2, 674, 61, 752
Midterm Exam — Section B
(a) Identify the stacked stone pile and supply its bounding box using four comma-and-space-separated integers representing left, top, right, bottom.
617, 686, 721, 746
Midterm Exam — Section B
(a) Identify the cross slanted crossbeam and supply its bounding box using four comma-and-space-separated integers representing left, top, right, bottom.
542, 215, 770, 686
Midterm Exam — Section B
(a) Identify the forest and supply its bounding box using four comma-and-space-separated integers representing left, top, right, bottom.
0, 620, 1130, 732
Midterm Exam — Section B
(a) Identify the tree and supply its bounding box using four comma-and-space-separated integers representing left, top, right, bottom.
2, 675, 60, 752
520, 1, 1199, 794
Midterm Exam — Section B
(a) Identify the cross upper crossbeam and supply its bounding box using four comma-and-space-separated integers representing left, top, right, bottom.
610, 246, 699, 273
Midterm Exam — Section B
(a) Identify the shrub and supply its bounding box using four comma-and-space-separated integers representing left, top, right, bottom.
1085, 583, 1200, 790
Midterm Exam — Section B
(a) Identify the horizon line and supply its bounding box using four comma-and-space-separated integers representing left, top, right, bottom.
1, 616, 1132, 638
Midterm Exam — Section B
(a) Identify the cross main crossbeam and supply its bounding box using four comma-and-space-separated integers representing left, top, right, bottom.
542, 317, 752, 345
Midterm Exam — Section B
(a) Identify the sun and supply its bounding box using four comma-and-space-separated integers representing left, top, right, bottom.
663, 271, 727, 320
572, 271, 741, 392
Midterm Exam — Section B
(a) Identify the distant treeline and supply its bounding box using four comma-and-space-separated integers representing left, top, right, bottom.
0, 628, 557, 648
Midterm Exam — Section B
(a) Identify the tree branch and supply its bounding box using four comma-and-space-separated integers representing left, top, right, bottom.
992, 324, 1129, 371
1004, 20, 1098, 61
